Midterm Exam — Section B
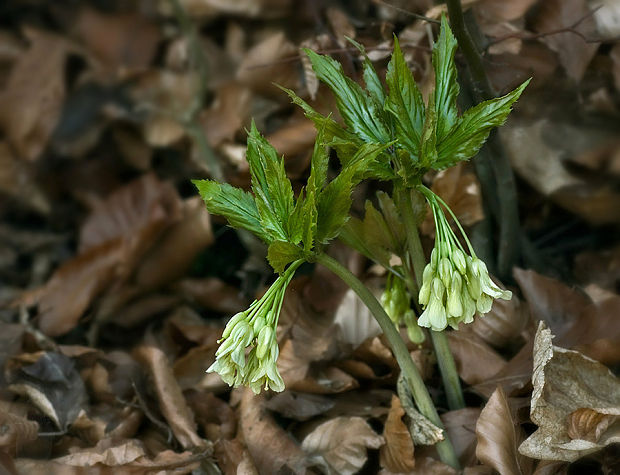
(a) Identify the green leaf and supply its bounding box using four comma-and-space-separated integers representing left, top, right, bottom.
277, 85, 362, 159
346, 36, 387, 105
433, 14, 459, 142
385, 36, 425, 158
315, 166, 356, 244
419, 93, 438, 169
346, 141, 396, 182
267, 240, 303, 274
376, 191, 407, 250
304, 48, 391, 144
246, 121, 295, 241
339, 217, 392, 268
192, 179, 270, 242
436, 79, 530, 168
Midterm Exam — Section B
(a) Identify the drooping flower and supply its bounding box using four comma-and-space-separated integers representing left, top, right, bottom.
381, 270, 425, 343
207, 261, 301, 393
416, 186, 512, 331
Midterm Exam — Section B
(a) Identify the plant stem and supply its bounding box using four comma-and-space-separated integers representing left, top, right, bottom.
446, 0, 521, 280
397, 187, 466, 411
315, 253, 460, 469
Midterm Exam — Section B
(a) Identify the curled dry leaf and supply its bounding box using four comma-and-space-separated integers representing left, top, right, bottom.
448, 331, 507, 386
566, 408, 619, 443
239, 389, 308, 473
380, 395, 415, 473
134, 345, 209, 450
200, 83, 252, 148
302, 416, 384, 475
0, 142, 49, 213
397, 375, 445, 446
518, 322, 620, 462
172, 277, 247, 314
334, 288, 382, 350
214, 438, 259, 475
476, 386, 532, 475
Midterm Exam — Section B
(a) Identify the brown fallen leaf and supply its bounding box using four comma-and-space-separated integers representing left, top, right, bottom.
566, 408, 619, 443
172, 277, 247, 314
0, 28, 72, 161
214, 438, 259, 475
469, 292, 528, 349
476, 386, 532, 475
301, 416, 384, 475
185, 390, 236, 441
239, 389, 308, 473
133, 196, 213, 290
0, 401, 39, 453
380, 395, 415, 473
442, 408, 481, 467
533, 0, 599, 81
518, 322, 620, 462
200, 83, 252, 148
7, 352, 87, 430
0, 142, 49, 213
448, 331, 507, 386
134, 345, 210, 450
264, 391, 335, 421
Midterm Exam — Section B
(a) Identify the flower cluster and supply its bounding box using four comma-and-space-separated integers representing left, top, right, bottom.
381, 271, 425, 344
417, 187, 511, 331
207, 261, 301, 393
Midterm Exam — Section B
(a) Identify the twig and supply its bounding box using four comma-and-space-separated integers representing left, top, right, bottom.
485, 6, 607, 52
371, 0, 440, 24
169, 0, 223, 181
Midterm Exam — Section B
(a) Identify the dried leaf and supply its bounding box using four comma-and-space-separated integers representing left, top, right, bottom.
302, 416, 384, 475
0, 29, 71, 160
518, 322, 620, 462
442, 408, 481, 467
264, 392, 335, 421
566, 408, 619, 443
334, 288, 382, 350
533, 0, 599, 81
476, 386, 531, 475
0, 401, 39, 452
200, 83, 252, 147
448, 331, 507, 386
398, 375, 445, 445
135, 345, 209, 450
0, 142, 49, 213
239, 389, 308, 473
469, 294, 529, 348
214, 438, 259, 475
8, 352, 87, 430
380, 395, 415, 473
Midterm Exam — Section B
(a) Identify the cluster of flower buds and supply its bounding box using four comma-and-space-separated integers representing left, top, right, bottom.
207, 262, 301, 393
381, 271, 425, 344
417, 187, 512, 331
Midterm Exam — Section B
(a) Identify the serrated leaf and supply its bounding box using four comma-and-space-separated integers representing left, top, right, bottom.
345, 36, 387, 106
433, 15, 460, 142
419, 93, 438, 169
436, 79, 530, 169
315, 167, 355, 244
267, 240, 304, 274
305, 48, 391, 144
347, 141, 395, 182
376, 190, 407, 251
277, 85, 362, 160
385, 36, 425, 158
246, 121, 295, 241
193, 179, 270, 242
362, 200, 395, 254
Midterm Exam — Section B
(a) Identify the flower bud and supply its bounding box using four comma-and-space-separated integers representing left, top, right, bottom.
252, 316, 266, 334
438, 257, 453, 289
476, 293, 493, 314
404, 309, 425, 344
418, 280, 432, 307
256, 325, 274, 359
431, 277, 445, 300
222, 311, 248, 339
447, 273, 463, 318
452, 248, 467, 275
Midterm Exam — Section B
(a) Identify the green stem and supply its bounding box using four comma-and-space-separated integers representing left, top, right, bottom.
398, 186, 466, 411
315, 253, 460, 469
430, 331, 465, 409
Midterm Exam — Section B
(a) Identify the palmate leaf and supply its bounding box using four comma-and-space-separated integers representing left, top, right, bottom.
436, 78, 531, 168
385, 37, 425, 158
193, 179, 270, 243
433, 15, 459, 142
267, 240, 304, 274
345, 36, 387, 107
304, 48, 391, 145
